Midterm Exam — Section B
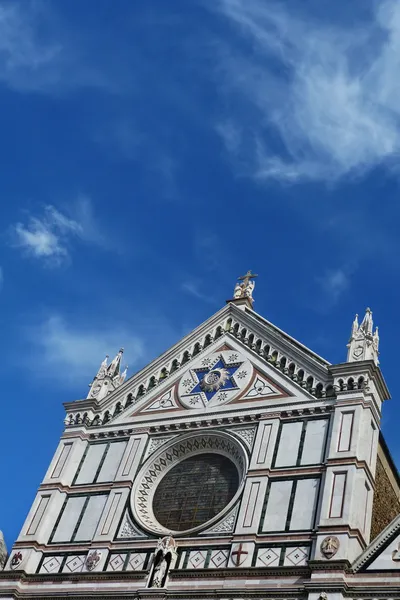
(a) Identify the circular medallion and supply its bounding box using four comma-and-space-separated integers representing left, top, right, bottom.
178, 350, 253, 408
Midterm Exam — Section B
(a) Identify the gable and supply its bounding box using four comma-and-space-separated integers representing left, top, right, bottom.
353, 514, 400, 572
65, 303, 334, 429
110, 334, 327, 426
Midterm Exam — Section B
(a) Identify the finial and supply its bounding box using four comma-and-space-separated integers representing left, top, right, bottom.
231, 270, 258, 308
346, 307, 379, 365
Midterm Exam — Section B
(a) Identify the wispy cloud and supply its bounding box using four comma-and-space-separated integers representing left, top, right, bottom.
0, 0, 115, 94
317, 266, 352, 308
213, 0, 400, 183
181, 281, 216, 303
25, 314, 144, 386
10, 197, 107, 266
11, 205, 82, 264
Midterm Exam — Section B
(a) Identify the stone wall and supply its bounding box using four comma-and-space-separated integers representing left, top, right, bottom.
370, 452, 400, 541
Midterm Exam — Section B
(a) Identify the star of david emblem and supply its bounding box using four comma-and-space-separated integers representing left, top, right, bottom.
181, 355, 243, 404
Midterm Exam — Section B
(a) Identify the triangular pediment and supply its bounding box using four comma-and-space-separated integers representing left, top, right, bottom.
353, 514, 400, 571
66, 303, 334, 428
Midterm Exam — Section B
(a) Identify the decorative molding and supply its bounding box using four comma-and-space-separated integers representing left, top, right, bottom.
145, 435, 179, 459
200, 504, 239, 535
231, 426, 256, 449
117, 511, 147, 539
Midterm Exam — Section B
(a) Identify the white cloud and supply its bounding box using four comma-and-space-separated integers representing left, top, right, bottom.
318, 268, 350, 304
11, 205, 83, 265
213, 0, 400, 182
27, 315, 144, 384
10, 197, 110, 266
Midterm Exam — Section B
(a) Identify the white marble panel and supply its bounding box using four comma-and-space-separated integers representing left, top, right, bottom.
300, 419, 327, 465
329, 472, 347, 518
62, 555, 85, 573
290, 478, 319, 530
256, 547, 280, 567
51, 444, 73, 479
208, 549, 229, 568
337, 412, 354, 452
52, 496, 86, 542
106, 553, 127, 572
283, 546, 309, 566
97, 441, 127, 482
75, 495, 108, 541
262, 480, 292, 532
187, 549, 207, 569
26, 496, 50, 535
126, 552, 146, 571
275, 422, 302, 467
39, 556, 62, 574
75, 444, 107, 485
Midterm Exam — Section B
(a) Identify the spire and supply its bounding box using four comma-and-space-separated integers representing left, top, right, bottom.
347, 307, 379, 365
0, 531, 7, 569
107, 348, 124, 379
86, 348, 128, 401
229, 270, 258, 309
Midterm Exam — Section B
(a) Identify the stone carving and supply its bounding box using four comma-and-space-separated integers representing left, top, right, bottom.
143, 389, 177, 412
147, 536, 178, 588
85, 550, 102, 571
392, 542, 400, 561
233, 427, 256, 449
233, 270, 258, 303
230, 543, 249, 566
10, 551, 23, 569
319, 594, 328, 600
245, 376, 280, 398
117, 512, 146, 539
201, 505, 238, 535
320, 536, 339, 559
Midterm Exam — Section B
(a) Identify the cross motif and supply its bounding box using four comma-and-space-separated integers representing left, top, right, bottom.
231, 543, 248, 566
238, 270, 258, 287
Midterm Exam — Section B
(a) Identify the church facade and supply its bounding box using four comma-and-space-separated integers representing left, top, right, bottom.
1, 273, 400, 599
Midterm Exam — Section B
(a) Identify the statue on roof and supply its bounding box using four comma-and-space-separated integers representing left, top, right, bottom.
232, 270, 258, 305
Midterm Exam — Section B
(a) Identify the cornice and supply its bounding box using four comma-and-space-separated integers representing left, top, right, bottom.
330, 361, 390, 401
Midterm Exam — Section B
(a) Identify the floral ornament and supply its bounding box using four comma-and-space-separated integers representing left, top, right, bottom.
86, 550, 102, 571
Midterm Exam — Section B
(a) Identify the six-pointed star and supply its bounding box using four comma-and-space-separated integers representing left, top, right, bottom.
184, 356, 243, 403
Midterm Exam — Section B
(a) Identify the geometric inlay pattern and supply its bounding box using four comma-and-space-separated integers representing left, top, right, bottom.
178, 350, 253, 408
243, 376, 283, 399
106, 554, 127, 572
256, 547, 280, 567
63, 555, 85, 573
143, 388, 179, 413
131, 432, 248, 536
209, 549, 229, 568
187, 549, 207, 569
40, 556, 62, 574
126, 552, 146, 571
284, 546, 309, 566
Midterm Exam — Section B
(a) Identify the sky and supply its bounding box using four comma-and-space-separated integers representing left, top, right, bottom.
1, 0, 400, 548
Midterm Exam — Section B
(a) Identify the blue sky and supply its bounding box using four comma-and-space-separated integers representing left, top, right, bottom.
1, 0, 400, 548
